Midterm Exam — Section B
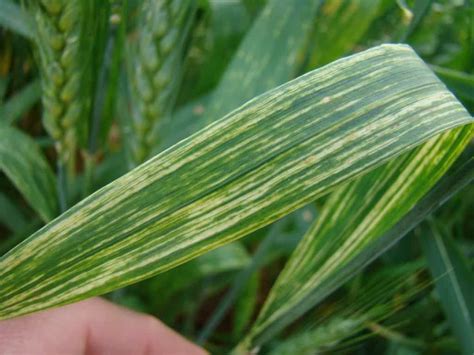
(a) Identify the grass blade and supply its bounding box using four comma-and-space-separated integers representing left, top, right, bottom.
307, 0, 381, 68
0, 0, 34, 39
198, 205, 317, 344
165, 0, 323, 144
0, 125, 58, 222
399, 0, 434, 42
203, 0, 322, 123
233, 272, 260, 341
419, 222, 474, 355
432, 65, 474, 106
269, 262, 426, 355
0, 79, 41, 125
0, 193, 28, 233
0, 44, 472, 320
197, 229, 277, 344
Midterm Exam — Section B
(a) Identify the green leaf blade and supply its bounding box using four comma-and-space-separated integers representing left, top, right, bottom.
164, 0, 323, 145
308, 0, 381, 68
244, 123, 473, 347
420, 223, 474, 355
0, 126, 58, 222
0, 80, 41, 125
0, 44, 471, 320
203, 0, 322, 124
0, 0, 34, 39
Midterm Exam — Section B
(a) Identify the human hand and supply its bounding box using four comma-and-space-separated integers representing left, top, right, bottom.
0, 297, 207, 355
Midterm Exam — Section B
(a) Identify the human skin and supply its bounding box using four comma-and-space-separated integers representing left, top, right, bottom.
0, 297, 207, 355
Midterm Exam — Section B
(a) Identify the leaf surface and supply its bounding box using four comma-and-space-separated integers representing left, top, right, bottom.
0, 44, 472, 320
245, 123, 473, 347
308, 0, 381, 68
0, 125, 58, 222
164, 0, 322, 145
0, 0, 34, 39
0, 80, 41, 125
420, 223, 474, 355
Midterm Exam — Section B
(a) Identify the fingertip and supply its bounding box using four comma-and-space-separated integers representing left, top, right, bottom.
82, 298, 207, 355
140, 314, 208, 355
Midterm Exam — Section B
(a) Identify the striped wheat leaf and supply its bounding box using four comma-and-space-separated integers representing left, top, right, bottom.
128, 0, 195, 164
0, 45, 472, 320
243, 123, 473, 348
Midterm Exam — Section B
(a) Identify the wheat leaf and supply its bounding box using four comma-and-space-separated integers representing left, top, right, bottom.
0, 125, 58, 222
0, 193, 28, 233
0, 79, 41, 125
166, 0, 322, 144
0, 0, 34, 39
308, 0, 381, 68
269, 262, 425, 355
0, 44, 472, 320
243, 128, 473, 348
202, 0, 322, 124
420, 223, 474, 355
432, 65, 474, 105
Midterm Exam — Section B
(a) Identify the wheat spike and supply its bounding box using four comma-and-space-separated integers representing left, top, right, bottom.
30, 0, 88, 167
129, 0, 195, 164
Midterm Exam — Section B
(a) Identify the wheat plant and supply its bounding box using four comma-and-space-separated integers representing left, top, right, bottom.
28, 1, 88, 167
0, 0, 473, 354
128, 0, 195, 164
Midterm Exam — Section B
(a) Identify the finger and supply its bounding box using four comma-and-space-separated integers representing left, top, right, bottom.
80, 298, 206, 355
0, 297, 207, 355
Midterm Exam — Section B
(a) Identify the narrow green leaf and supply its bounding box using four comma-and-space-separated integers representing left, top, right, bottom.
90, 0, 127, 151
420, 223, 474, 355
432, 65, 474, 105
399, 0, 433, 42
0, 193, 28, 233
308, 0, 381, 68
203, 0, 322, 124
233, 272, 260, 340
0, 0, 34, 39
244, 139, 473, 348
176, 0, 322, 139
0, 45, 472, 320
0, 125, 58, 222
178, 0, 251, 100
0, 76, 9, 103
0, 79, 41, 125
269, 263, 425, 355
